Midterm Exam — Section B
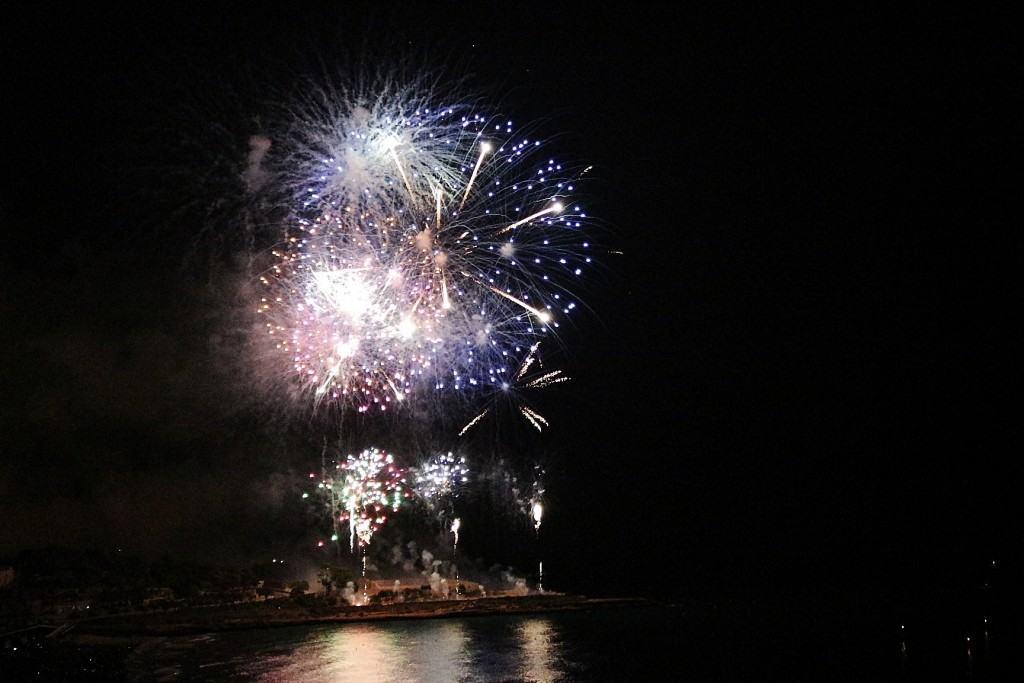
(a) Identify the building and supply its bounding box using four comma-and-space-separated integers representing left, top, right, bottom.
358, 577, 485, 603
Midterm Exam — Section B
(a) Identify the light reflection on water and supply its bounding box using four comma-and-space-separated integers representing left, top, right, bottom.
517, 617, 557, 682
258, 620, 469, 682
119, 601, 1018, 680
129, 614, 579, 683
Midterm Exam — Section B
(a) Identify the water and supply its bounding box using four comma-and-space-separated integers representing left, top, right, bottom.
5, 597, 1018, 680
117, 601, 1020, 682
123, 606, 692, 682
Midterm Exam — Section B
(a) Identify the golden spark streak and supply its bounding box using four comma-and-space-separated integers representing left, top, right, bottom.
460, 142, 491, 211
521, 406, 549, 432
515, 343, 542, 381
387, 143, 417, 206
459, 409, 489, 436
496, 202, 563, 235
466, 276, 551, 324
525, 371, 569, 389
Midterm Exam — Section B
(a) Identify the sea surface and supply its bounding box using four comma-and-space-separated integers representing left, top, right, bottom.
115, 600, 1019, 682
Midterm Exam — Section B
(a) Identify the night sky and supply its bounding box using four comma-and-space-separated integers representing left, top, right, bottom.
1, 5, 1020, 603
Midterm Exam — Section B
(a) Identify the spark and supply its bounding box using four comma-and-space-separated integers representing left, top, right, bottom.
460, 141, 491, 210
496, 201, 564, 235
458, 409, 488, 436
520, 406, 549, 432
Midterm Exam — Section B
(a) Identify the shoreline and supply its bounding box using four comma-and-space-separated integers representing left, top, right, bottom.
61, 594, 659, 639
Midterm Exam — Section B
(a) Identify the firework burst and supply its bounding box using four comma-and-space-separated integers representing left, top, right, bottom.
410, 450, 470, 524
459, 342, 569, 435
256, 75, 595, 415
315, 447, 409, 551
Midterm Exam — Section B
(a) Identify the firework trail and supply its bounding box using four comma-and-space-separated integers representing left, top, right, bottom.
451, 517, 461, 550
529, 471, 545, 592
529, 469, 545, 534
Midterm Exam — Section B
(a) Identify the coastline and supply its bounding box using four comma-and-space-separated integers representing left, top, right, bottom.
63, 594, 658, 639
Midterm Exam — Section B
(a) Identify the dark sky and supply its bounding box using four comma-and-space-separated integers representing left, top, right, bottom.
1, 5, 1020, 600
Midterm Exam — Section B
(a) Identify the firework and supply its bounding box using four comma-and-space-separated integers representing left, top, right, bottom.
231, 66, 601, 580
257, 77, 594, 414
529, 480, 545, 536
316, 447, 408, 551
459, 342, 569, 435
451, 517, 461, 547
408, 449, 469, 549
530, 474, 544, 592
410, 451, 470, 511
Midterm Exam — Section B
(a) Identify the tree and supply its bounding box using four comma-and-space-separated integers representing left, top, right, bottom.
317, 564, 354, 598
